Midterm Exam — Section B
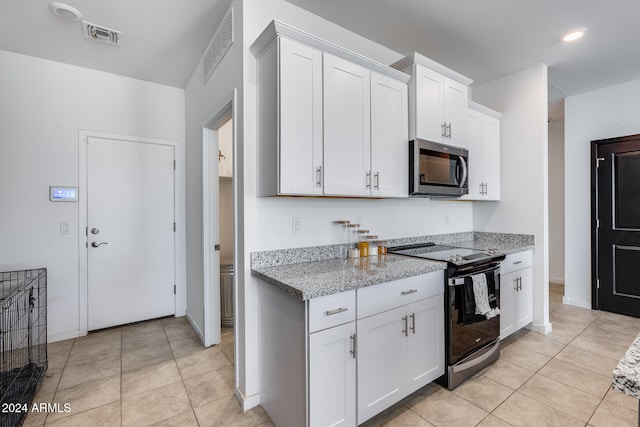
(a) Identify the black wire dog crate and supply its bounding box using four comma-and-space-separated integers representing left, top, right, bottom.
0, 269, 47, 427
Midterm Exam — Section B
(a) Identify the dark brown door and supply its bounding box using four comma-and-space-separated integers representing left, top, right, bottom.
592, 134, 640, 317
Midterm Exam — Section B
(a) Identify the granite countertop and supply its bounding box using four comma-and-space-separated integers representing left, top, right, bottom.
613, 332, 640, 399
251, 231, 534, 301
252, 254, 446, 300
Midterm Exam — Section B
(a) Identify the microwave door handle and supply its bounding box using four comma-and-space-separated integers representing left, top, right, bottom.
458, 156, 468, 188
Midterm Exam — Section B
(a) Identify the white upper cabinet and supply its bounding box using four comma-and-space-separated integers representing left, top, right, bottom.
251, 21, 410, 198
323, 54, 372, 197
278, 37, 324, 195
462, 102, 502, 201
392, 53, 472, 147
370, 71, 409, 198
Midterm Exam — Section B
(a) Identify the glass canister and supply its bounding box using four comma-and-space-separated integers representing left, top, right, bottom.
366, 235, 378, 256
357, 230, 370, 257
377, 240, 387, 255
348, 224, 360, 258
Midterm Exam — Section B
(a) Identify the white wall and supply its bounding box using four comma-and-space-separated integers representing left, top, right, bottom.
236, 0, 474, 409
564, 78, 640, 308
184, 0, 247, 403
471, 64, 551, 335
548, 119, 565, 284
0, 50, 185, 341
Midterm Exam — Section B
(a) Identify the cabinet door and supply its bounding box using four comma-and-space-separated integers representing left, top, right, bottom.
278, 37, 324, 195
357, 306, 406, 424
324, 54, 371, 196
443, 78, 469, 147
499, 271, 516, 340
414, 65, 445, 143
309, 322, 356, 427
462, 109, 483, 200
515, 267, 533, 330
370, 71, 409, 198
481, 116, 501, 200
405, 295, 444, 394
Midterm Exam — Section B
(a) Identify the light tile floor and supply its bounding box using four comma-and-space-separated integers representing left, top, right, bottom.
25, 283, 640, 426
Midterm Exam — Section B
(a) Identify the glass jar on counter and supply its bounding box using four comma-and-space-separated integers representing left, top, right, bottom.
366, 235, 378, 256
357, 230, 370, 257
377, 240, 387, 255
348, 224, 360, 258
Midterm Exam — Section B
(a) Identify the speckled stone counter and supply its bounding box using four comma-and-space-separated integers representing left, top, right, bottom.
250, 231, 533, 300
613, 332, 640, 399
252, 254, 445, 300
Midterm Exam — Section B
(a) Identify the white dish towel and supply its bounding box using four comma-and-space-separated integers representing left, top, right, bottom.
472, 273, 500, 319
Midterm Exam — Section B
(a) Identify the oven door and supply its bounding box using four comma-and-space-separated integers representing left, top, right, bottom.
447, 264, 501, 364
409, 139, 468, 196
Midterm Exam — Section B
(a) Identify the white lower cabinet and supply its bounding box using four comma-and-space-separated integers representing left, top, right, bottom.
500, 251, 533, 340
357, 295, 444, 424
309, 322, 356, 427
258, 271, 444, 427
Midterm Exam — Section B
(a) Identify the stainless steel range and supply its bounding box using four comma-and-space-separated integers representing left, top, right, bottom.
388, 243, 505, 389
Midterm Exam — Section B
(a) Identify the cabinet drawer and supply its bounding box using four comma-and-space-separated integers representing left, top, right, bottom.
357, 271, 444, 319
308, 290, 356, 333
501, 250, 532, 275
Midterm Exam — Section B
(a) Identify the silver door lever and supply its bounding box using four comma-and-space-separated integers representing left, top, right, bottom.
91, 241, 108, 248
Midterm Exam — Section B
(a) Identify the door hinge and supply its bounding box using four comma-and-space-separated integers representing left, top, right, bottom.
173, 160, 176, 170
174, 284, 176, 294
85, 227, 88, 236
173, 222, 176, 232
596, 218, 600, 229
596, 279, 600, 289
596, 157, 605, 168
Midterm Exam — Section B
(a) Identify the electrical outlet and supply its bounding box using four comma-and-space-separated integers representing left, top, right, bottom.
292, 217, 302, 234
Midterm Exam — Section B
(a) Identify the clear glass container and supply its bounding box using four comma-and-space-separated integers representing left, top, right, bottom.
357, 230, 370, 257
366, 235, 378, 257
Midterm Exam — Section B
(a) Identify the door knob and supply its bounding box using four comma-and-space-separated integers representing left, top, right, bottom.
91, 241, 108, 248
91, 228, 100, 235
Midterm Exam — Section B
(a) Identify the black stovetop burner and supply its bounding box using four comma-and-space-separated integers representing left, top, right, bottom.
387, 242, 505, 273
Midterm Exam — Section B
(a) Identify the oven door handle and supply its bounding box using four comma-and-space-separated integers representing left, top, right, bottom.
449, 264, 501, 285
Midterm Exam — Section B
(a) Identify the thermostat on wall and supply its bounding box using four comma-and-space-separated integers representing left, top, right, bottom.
50, 187, 78, 202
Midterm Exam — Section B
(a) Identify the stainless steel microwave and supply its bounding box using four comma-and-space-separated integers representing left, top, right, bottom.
409, 139, 469, 197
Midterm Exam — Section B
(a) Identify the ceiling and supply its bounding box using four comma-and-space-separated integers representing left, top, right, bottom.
1, 0, 638, 107
0, 0, 233, 89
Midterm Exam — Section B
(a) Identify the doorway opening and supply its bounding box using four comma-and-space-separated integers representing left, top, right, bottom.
202, 92, 237, 364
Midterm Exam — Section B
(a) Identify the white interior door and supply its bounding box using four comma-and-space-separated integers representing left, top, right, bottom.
87, 137, 175, 330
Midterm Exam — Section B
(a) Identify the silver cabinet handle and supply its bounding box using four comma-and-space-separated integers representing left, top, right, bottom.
410, 313, 416, 334
441, 122, 447, 137
325, 307, 348, 316
401, 289, 418, 295
315, 166, 322, 187
374, 172, 379, 190
366, 171, 371, 189
447, 123, 452, 138
91, 241, 108, 248
513, 278, 518, 291
350, 333, 356, 359
513, 260, 523, 265
402, 315, 408, 336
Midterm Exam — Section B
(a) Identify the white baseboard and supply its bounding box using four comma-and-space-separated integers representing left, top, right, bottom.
562, 296, 591, 309
235, 387, 260, 411
526, 322, 552, 335
48, 330, 82, 343
186, 312, 205, 345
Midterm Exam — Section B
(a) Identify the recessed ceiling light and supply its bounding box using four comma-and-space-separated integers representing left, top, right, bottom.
50, 2, 83, 21
560, 27, 588, 42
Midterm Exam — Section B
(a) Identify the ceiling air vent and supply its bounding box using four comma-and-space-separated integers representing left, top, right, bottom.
203, 7, 234, 84
82, 21, 121, 46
